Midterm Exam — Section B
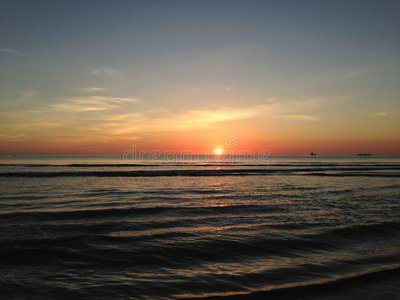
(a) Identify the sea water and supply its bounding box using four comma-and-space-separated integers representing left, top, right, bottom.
0, 155, 399, 299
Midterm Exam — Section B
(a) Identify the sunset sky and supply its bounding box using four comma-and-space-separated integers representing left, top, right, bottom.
1, 0, 399, 155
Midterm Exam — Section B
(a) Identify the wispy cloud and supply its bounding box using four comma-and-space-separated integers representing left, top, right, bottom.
87, 66, 122, 78
340, 69, 364, 79
80, 87, 107, 94
164, 108, 255, 130
0, 48, 30, 57
51, 96, 139, 112
107, 98, 322, 134
0, 95, 322, 143
46, 96, 322, 133
265, 97, 277, 103
21, 90, 38, 98
374, 112, 388, 117
278, 115, 320, 121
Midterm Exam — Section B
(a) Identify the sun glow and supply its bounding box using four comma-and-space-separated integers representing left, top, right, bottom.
214, 147, 223, 155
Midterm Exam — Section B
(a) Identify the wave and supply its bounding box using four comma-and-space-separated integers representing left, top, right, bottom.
0, 204, 282, 221
1, 167, 400, 178
1, 163, 400, 168
184, 265, 400, 299
1, 216, 399, 299
2, 220, 399, 267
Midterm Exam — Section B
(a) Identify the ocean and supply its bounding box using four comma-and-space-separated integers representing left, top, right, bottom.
0, 155, 399, 299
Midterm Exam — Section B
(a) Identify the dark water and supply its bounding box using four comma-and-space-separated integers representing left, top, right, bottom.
1, 156, 400, 299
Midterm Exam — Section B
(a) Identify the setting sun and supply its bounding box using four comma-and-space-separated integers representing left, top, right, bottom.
214, 147, 223, 155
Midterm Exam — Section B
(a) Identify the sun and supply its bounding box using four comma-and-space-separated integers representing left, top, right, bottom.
214, 147, 223, 155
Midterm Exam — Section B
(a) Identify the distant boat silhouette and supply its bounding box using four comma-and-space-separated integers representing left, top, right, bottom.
358, 153, 372, 156
310, 152, 316, 155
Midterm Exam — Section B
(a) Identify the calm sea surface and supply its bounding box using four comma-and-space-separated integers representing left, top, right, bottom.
1, 155, 400, 299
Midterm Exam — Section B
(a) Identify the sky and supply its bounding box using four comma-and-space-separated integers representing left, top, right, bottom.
0, 0, 399, 155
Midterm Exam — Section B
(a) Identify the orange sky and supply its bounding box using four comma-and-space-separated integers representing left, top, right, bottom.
1, 132, 399, 156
